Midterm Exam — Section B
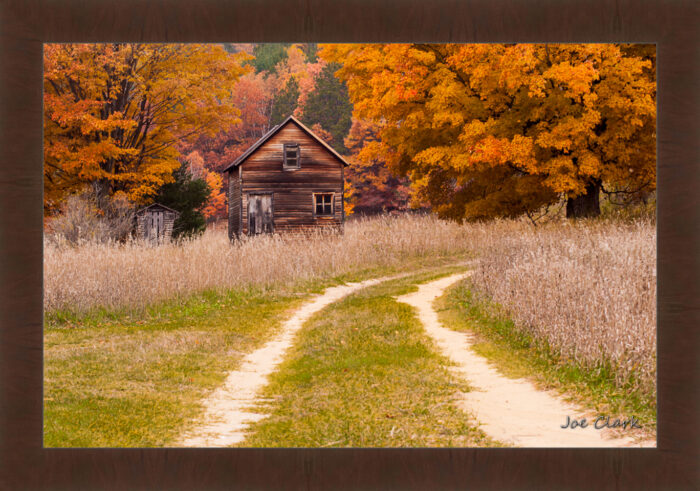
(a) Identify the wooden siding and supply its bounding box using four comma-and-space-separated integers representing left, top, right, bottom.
228, 170, 242, 240
231, 122, 345, 236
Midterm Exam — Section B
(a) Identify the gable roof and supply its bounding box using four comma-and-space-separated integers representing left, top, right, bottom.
222, 115, 350, 172
136, 203, 180, 215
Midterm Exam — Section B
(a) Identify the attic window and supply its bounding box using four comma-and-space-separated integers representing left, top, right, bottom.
283, 143, 300, 169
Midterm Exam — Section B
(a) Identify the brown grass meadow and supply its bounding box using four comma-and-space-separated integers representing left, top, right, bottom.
466, 218, 656, 394
44, 214, 473, 314
44, 214, 656, 394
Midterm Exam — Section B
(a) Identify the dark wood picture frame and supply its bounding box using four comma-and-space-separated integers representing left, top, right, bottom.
1, 0, 698, 489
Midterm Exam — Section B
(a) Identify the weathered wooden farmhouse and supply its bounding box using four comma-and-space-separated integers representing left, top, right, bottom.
223, 115, 350, 238
135, 203, 179, 243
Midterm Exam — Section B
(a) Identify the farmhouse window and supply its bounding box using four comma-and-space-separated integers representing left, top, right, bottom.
314, 193, 334, 216
283, 143, 300, 169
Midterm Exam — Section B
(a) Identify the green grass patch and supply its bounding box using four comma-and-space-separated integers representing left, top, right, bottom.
239, 269, 501, 447
436, 282, 656, 438
44, 254, 472, 447
44, 288, 309, 447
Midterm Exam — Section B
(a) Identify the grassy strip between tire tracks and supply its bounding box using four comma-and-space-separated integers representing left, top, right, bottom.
238, 267, 502, 448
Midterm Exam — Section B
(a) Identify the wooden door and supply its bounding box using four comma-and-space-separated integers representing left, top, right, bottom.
146, 213, 155, 241
155, 211, 163, 240
146, 211, 164, 242
248, 194, 273, 235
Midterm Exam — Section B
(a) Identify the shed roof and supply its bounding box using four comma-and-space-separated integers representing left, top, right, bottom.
222, 115, 350, 172
136, 203, 180, 215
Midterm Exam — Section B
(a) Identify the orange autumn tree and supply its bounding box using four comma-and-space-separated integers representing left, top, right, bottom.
321, 44, 656, 219
43, 43, 249, 213
343, 118, 412, 215
178, 69, 277, 220
184, 151, 226, 219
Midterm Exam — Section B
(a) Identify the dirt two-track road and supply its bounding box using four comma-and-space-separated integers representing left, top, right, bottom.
177, 271, 654, 448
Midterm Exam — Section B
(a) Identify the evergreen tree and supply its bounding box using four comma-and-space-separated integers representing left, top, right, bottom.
301, 62, 353, 154
251, 43, 291, 74
155, 161, 211, 239
270, 78, 300, 125
301, 43, 318, 63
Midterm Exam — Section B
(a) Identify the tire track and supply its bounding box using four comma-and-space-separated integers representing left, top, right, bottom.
396, 272, 655, 448
175, 276, 395, 447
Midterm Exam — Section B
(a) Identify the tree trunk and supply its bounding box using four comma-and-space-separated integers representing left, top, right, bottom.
566, 181, 601, 218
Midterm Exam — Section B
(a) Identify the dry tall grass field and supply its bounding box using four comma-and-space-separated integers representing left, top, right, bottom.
44, 214, 656, 392
44, 214, 473, 313
464, 219, 656, 393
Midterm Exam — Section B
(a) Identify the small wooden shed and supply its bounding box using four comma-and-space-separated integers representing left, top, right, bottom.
223, 115, 350, 239
135, 203, 179, 243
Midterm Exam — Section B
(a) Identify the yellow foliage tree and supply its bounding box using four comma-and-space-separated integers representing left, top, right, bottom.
320, 44, 656, 219
43, 43, 249, 213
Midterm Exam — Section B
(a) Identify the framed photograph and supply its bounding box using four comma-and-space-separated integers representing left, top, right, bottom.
1, 0, 697, 489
